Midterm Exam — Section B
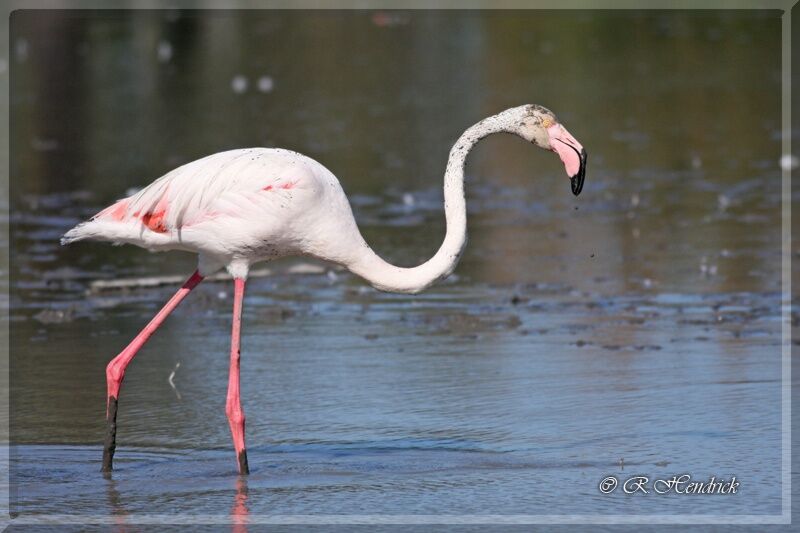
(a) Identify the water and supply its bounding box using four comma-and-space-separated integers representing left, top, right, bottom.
7, 9, 787, 523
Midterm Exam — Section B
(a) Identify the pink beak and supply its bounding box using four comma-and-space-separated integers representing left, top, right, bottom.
547, 124, 587, 196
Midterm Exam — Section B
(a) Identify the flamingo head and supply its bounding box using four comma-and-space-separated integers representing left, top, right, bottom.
513, 104, 588, 196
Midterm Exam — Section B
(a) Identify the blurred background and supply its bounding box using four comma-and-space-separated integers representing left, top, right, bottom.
8, 9, 787, 519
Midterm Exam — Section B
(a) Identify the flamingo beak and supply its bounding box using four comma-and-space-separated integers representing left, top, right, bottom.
547, 124, 587, 196
571, 148, 588, 196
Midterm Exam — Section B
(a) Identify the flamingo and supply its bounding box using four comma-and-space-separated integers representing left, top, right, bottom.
62, 104, 587, 475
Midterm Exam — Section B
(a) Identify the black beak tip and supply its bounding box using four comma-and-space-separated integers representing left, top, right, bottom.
570, 148, 588, 196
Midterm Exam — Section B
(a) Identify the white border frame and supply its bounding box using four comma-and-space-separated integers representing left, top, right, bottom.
1, 1, 793, 526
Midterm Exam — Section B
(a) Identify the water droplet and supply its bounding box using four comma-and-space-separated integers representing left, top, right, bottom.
257, 75, 274, 93
371, 11, 409, 27
15, 38, 28, 62
780, 154, 798, 171
231, 75, 248, 94
31, 137, 59, 152
157, 41, 173, 63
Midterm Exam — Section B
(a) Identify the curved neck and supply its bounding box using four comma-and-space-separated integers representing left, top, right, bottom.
347, 111, 515, 294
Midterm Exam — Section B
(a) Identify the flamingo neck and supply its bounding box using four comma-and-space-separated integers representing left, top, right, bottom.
347, 111, 515, 294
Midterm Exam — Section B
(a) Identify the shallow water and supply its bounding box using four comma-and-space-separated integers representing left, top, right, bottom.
12, 285, 783, 517
7, 9, 788, 523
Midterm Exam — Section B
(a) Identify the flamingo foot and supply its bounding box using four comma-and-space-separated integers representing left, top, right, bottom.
237, 450, 250, 475
227, 405, 249, 475
102, 395, 119, 472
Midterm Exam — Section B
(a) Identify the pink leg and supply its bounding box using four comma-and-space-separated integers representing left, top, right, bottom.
226, 278, 249, 474
102, 270, 204, 472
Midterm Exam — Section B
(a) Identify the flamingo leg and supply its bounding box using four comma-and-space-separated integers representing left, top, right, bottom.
102, 270, 204, 472
226, 278, 249, 474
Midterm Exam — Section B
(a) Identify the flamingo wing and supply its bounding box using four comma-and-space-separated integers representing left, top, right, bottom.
62, 148, 322, 252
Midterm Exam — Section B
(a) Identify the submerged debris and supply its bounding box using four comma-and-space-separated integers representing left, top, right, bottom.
88, 263, 330, 293
415, 312, 522, 335
34, 307, 75, 324
168, 362, 181, 400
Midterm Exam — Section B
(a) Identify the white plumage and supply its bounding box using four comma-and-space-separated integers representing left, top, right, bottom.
63, 147, 366, 280
62, 105, 587, 474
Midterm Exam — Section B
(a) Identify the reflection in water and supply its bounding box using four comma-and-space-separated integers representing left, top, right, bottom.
105, 475, 128, 529
231, 476, 249, 533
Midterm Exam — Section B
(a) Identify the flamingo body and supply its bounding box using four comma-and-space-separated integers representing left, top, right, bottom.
63, 148, 364, 279
63, 104, 587, 474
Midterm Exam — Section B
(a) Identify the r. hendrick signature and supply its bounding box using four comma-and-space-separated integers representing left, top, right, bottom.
599, 474, 739, 495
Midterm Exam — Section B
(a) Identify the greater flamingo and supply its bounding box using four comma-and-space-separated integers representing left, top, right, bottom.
62, 104, 587, 474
